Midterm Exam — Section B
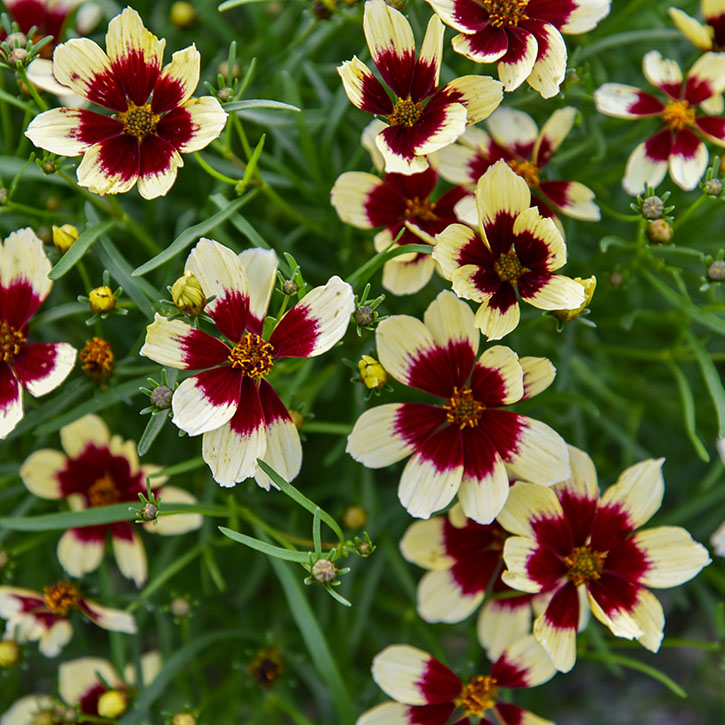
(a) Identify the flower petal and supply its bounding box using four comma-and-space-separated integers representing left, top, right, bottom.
533, 106, 576, 166
382, 254, 436, 296
526, 22, 568, 99
0, 365, 22, 440
497, 480, 565, 539
152, 44, 200, 113
337, 57, 394, 115
111, 523, 147, 587
347, 403, 418, 468
437, 75, 504, 125
1, 695, 56, 725
476, 160, 531, 230
424, 0, 486, 34
669, 128, 708, 191
136, 135, 184, 200
59, 657, 120, 706
486, 107, 538, 158
500, 537, 545, 593
239, 248, 279, 334
399, 517, 452, 570
417, 567, 485, 622
532, 584, 579, 672
598, 458, 664, 529
519, 356, 555, 400
19, 449, 66, 499
433, 223, 482, 280
622, 130, 671, 195
76, 136, 140, 196
171, 367, 241, 436
25, 108, 122, 156
538, 180, 600, 221
59, 413, 110, 458
13, 342, 76, 398
512, 206, 566, 271
497, 28, 538, 92
685, 51, 725, 105
411, 15, 445, 101
148, 485, 202, 535
478, 597, 533, 661
594, 83, 665, 118
452, 24, 509, 63
555, 0, 612, 33
57, 527, 105, 578
695, 115, 725, 147
519, 273, 586, 311
474, 291, 520, 341
79, 598, 137, 633
357, 701, 455, 725
423, 289, 479, 366
642, 50, 683, 99
668, 8, 714, 51
492, 634, 557, 688
331, 172, 388, 229
158, 96, 228, 154
470, 345, 524, 406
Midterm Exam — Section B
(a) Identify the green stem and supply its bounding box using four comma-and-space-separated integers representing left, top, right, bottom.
194, 151, 238, 185
673, 192, 711, 230
16, 65, 48, 111
598, 202, 641, 223
2, 200, 63, 219
0, 74, 14, 154
302, 421, 353, 435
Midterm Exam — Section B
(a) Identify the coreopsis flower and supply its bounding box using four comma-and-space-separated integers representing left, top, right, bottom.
338, 0, 503, 175
400, 503, 543, 660
1, 0, 83, 57
346, 290, 570, 524
433, 161, 585, 340
594, 51, 725, 194
357, 636, 555, 724
0, 651, 160, 725
25, 7, 228, 199
669, 0, 725, 52
19, 414, 202, 587
141, 239, 354, 488
436, 107, 600, 223
0, 580, 136, 657
0, 228, 77, 439
424, 0, 611, 98
498, 446, 712, 672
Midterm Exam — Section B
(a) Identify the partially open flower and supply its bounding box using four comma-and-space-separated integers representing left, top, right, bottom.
172, 270, 206, 317
554, 276, 596, 322
52, 224, 79, 253
88, 286, 116, 314
358, 355, 387, 390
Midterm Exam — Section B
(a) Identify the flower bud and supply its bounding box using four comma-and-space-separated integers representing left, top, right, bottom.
97, 690, 127, 719
170, 1, 196, 27
41, 159, 57, 174
140, 503, 158, 521
358, 354, 387, 390
80, 337, 114, 384
88, 286, 116, 314
353, 304, 375, 327
171, 596, 191, 617
646, 219, 673, 245
5, 32, 27, 48
554, 276, 596, 323
640, 195, 664, 220
172, 271, 205, 317
150, 384, 173, 410
0, 641, 20, 667
311, 558, 337, 584
282, 279, 298, 295
217, 87, 233, 102
52, 224, 79, 254
704, 178, 723, 197
343, 505, 366, 530
288, 409, 304, 430
172, 715, 198, 725
218, 60, 241, 80
8, 47, 28, 66
707, 260, 725, 282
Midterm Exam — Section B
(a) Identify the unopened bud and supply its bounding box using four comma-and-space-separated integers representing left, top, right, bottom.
150, 384, 173, 410
41, 159, 57, 174
169, 1, 197, 27
37, 226, 52, 244
640, 195, 664, 220
288, 409, 304, 430
6, 32, 27, 48
172, 270, 205, 317
171, 596, 191, 617
217, 87, 232, 102
313, 0, 334, 18
646, 219, 673, 245
358, 355, 387, 390
282, 279, 298, 295
172, 715, 197, 725
343, 505, 366, 530
311, 558, 337, 584
140, 503, 158, 521
218, 60, 241, 80
357, 540, 372, 556
89, 286, 116, 314
609, 272, 624, 287
52, 224, 79, 253
353, 304, 375, 327
554, 276, 596, 323
704, 178, 723, 197
707, 260, 725, 281
0, 641, 20, 667
97, 690, 127, 719
8, 48, 28, 66
45, 196, 60, 211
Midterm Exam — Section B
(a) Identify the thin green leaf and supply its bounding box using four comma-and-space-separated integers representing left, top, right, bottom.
0, 503, 135, 531
148, 456, 205, 478
209, 193, 270, 248
49, 220, 115, 280
685, 330, 725, 438
219, 0, 284, 9
224, 99, 300, 113
137, 410, 170, 457
582, 652, 687, 698
132, 194, 255, 276
666, 360, 709, 462
219, 526, 310, 563
240, 133, 265, 188
312, 508, 322, 557
346, 243, 432, 289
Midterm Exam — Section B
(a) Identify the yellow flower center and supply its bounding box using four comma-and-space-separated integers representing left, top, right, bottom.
80, 337, 114, 384
563, 545, 607, 586
228, 332, 275, 380
43, 581, 80, 615
404, 196, 438, 221
443, 386, 485, 428
506, 159, 540, 188
663, 100, 696, 132
118, 102, 160, 140
456, 675, 499, 717
0, 320, 26, 362
483, 0, 529, 28
494, 248, 524, 282
88, 472, 121, 507
388, 97, 424, 127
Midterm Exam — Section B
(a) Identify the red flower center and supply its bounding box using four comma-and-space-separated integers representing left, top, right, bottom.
0, 320, 26, 361
118, 102, 161, 140
43, 581, 80, 615
483, 0, 529, 28
228, 332, 275, 380
663, 100, 695, 132
443, 386, 485, 428
388, 97, 424, 127
88, 472, 121, 507
506, 159, 540, 188
563, 545, 607, 586
494, 248, 524, 282
456, 674, 499, 716
405, 196, 438, 221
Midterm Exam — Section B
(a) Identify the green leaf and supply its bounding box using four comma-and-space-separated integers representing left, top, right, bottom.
685, 330, 725, 438
666, 360, 709, 463
48, 220, 116, 280
218, 526, 310, 562
0, 503, 135, 531
582, 652, 687, 698
209, 193, 270, 249
132, 193, 256, 276
224, 99, 301, 113
257, 460, 344, 543
312, 508, 322, 557
346, 243, 432, 289
149, 456, 205, 478
137, 410, 170, 457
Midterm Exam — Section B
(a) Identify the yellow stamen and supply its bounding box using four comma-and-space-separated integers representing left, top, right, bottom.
456, 675, 499, 717
43, 581, 79, 615
0, 320, 26, 362
443, 386, 485, 428
80, 337, 114, 384
483, 0, 529, 28
494, 248, 524, 282
88, 472, 121, 507
404, 196, 438, 221
663, 100, 696, 132
228, 332, 275, 380
506, 159, 540, 188
388, 97, 424, 127
118, 102, 160, 140
563, 545, 607, 586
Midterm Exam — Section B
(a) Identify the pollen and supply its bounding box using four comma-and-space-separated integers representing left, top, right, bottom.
88, 472, 121, 507
456, 675, 499, 717
443, 386, 485, 428
563, 545, 607, 586
0, 320, 26, 362
228, 332, 275, 379
388, 97, 424, 127
404, 196, 438, 221
494, 248, 524, 282
663, 100, 696, 132
483, 0, 529, 28
507, 159, 540, 188
80, 337, 114, 384
43, 581, 80, 615
118, 102, 160, 140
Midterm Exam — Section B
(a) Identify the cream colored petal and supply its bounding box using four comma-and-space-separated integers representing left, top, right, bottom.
60, 414, 110, 458
476, 160, 531, 229
19, 449, 66, 499
149, 486, 202, 535
172, 97, 228, 153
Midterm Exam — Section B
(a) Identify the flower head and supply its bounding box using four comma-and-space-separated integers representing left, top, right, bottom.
498, 446, 712, 672
25, 7, 228, 199
594, 50, 725, 193
433, 161, 586, 340
357, 636, 555, 724
346, 290, 570, 524
0, 228, 77, 439
669, 0, 725, 52
338, 0, 503, 174
424, 0, 611, 97
140, 240, 355, 488
19, 414, 202, 586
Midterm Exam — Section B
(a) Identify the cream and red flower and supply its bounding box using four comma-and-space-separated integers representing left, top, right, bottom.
1, 0, 83, 56
433, 161, 585, 341
1, 651, 160, 725
357, 636, 555, 724
498, 446, 712, 672
436, 107, 600, 224
338, 0, 503, 175
424, 0, 611, 98
346, 290, 570, 524
401, 503, 544, 660
0, 228, 77, 440
669, 0, 725, 52
594, 50, 725, 193
19, 414, 202, 587
0, 581, 136, 658
141, 239, 354, 488
25, 7, 228, 199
